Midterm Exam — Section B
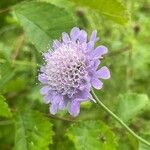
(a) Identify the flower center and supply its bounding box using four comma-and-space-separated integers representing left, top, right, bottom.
45, 44, 87, 97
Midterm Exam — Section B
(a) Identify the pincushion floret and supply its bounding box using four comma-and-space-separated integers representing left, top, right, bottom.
38, 27, 110, 117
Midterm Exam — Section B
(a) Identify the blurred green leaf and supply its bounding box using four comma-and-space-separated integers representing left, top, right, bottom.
139, 124, 150, 150
0, 62, 17, 90
66, 121, 118, 150
14, 110, 54, 150
139, 143, 150, 150
116, 93, 149, 123
0, 94, 12, 118
38, 0, 73, 9
13, 1, 76, 52
72, 0, 130, 25
139, 134, 150, 150
2, 78, 26, 93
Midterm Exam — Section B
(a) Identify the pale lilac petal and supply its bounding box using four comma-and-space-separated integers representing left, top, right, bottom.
51, 93, 63, 104
40, 86, 49, 95
43, 52, 51, 61
68, 100, 80, 117
90, 30, 97, 42
79, 77, 91, 90
70, 27, 80, 41
78, 30, 87, 43
43, 94, 51, 104
91, 78, 103, 89
94, 59, 100, 69
97, 66, 110, 79
59, 99, 68, 110
80, 42, 87, 52
74, 89, 90, 100
49, 104, 58, 115
38, 74, 47, 84
53, 40, 61, 49
91, 46, 108, 58
62, 32, 70, 43
87, 41, 95, 51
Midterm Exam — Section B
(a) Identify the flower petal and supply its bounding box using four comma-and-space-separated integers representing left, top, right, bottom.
87, 41, 95, 51
80, 42, 87, 52
53, 40, 61, 49
94, 59, 100, 69
91, 78, 103, 89
43, 52, 51, 61
78, 30, 87, 43
79, 78, 91, 91
40, 86, 49, 95
38, 74, 47, 84
49, 104, 58, 115
90, 30, 97, 42
68, 100, 80, 117
58, 98, 68, 110
43, 94, 51, 104
97, 66, 110, 79
74, 89, 90, 100
51, 93, 63, 104
92, 46, 108, 58
70, 27, 80, 41
62, 32, 70, 43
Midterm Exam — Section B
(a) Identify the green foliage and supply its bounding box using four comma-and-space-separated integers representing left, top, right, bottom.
0, 0, 150, 149
67, 121, 118, 150
0, 62, 17, 90
14, 110, 54, 150
0, 95, 12, 118
13, 1, 76, 52
72, 0, 130, 25
116, 93, 149, 123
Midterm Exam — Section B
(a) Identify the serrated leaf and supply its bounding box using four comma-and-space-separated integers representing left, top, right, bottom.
0, 94, 12, 118
72, 0, 130, 25
116, 93, 149, 123
13, 1, 76, 52
14, 110, 54, 150
66, 121, 118, 150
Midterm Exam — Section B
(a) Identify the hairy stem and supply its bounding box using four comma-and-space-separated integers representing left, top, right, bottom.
91, 90, 150, 147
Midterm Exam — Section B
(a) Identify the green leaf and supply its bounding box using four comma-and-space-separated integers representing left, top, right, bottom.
72, 0, 130, 25
139, 134, 150, 150
0, 95, 12, 118
14, 110, 54, 150
139, 143, 150, 150
0, 62, 17, 90
116, 93, 149, 123
13, 1, 76, 52
139, 125, 150, 150
38, 0, 73, 9
66, 121, 118, 150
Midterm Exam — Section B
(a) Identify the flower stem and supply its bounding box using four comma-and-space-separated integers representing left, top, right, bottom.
91, 90, 150, 147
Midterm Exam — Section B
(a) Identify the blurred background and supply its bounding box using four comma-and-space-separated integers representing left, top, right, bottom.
0, 0, 150, 150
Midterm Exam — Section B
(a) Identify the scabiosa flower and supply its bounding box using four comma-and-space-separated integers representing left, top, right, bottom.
38, 27, 110, 117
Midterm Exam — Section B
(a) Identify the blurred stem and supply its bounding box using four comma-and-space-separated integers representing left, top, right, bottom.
91, 90, 150, 147
12, 33, 25, 66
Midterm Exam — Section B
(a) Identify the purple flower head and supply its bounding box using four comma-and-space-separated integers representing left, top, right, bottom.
38, 27, 110, 117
